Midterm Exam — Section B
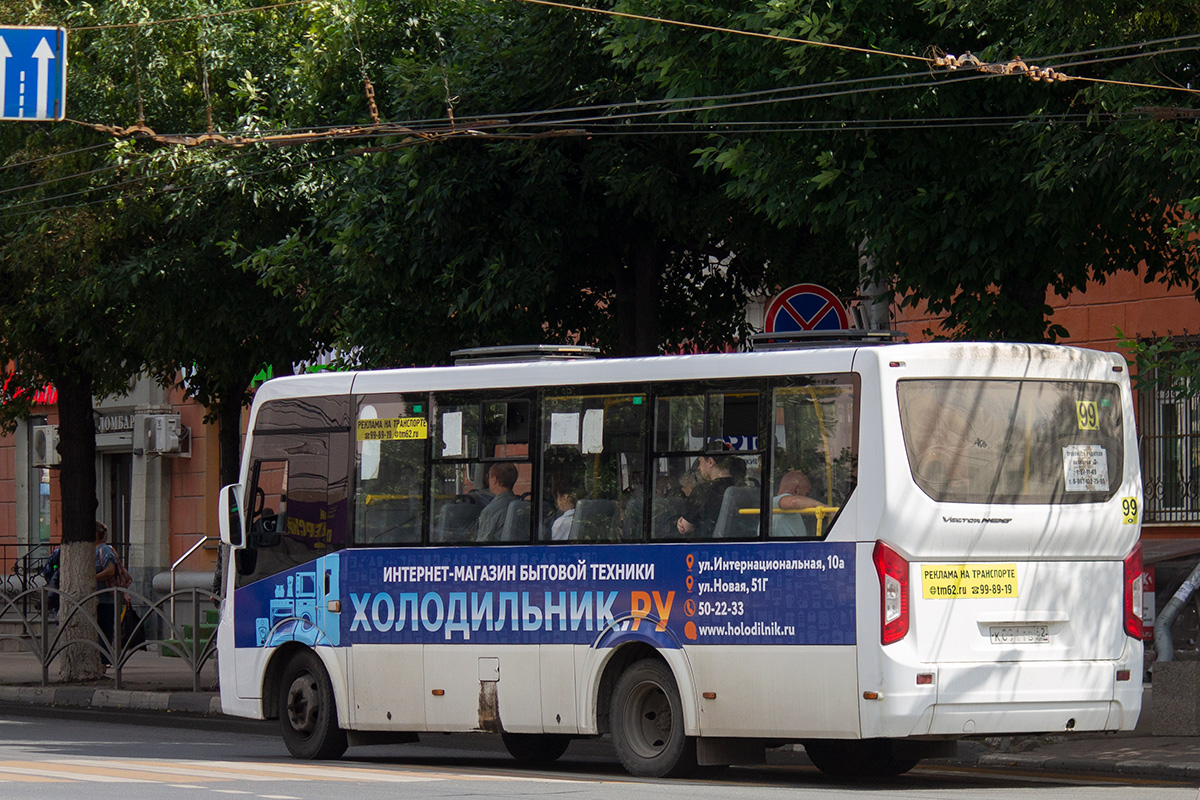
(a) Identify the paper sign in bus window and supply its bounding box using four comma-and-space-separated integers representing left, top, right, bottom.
442, 411, 464, 457
550, 412, 580, 446
359, 406, 380, 480
1062, 444, 1109, 492
582, 409, 605, 454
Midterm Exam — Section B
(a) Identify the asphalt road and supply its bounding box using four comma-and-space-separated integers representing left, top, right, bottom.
0, 705, 1195, 800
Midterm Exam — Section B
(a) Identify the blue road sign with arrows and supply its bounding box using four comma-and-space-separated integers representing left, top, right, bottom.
0, 26, 68, 121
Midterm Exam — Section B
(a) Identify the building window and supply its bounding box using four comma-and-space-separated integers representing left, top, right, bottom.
1139, 336, 1200, 524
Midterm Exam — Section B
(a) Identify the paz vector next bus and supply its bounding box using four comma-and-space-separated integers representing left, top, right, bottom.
216, 338, 1144, 778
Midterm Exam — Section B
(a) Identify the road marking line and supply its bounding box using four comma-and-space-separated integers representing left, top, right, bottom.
0, 761, 140, 782
0, 772, 67, 783
172, 759, 444, 783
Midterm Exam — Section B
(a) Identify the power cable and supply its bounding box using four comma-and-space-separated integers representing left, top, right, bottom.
513, 0, 929, 64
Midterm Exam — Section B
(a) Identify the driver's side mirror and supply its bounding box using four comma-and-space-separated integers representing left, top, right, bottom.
219, 484, 245, 547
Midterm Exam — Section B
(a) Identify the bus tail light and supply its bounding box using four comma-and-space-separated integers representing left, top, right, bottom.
873, 541, 909, 645
1123, 543, 1144, 640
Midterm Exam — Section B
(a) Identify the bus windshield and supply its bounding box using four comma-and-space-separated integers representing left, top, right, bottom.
898, 379, 1124, 504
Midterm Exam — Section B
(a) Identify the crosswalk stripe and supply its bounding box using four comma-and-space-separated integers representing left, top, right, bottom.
192, 758, 578, 784
123, 758, 439, 783
0, 760, 143, 783
0, 757, 584, 786
51, 759, 231, 783
0, 772, 67, 783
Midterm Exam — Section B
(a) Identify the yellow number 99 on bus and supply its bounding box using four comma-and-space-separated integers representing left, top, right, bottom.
1121, 497, 1138, 525
1076, 400, 1099, 430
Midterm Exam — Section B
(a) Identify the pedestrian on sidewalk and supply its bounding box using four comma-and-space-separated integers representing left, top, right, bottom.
39, 546, 61, 618
94, 522, 118, 668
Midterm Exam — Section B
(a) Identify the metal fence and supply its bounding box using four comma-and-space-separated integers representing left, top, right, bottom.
0, 585, 218, 692
1139, 368, 1200, 525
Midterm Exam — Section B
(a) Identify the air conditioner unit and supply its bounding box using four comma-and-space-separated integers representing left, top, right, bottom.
32, 425, 61, 467
144, 414, 183, 454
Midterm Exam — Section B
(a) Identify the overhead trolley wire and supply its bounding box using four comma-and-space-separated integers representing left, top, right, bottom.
6, 1, 1198, 193
0, 100, 1183, 224
514, 0, 930, 64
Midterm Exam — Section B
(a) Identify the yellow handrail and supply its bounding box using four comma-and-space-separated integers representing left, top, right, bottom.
738, 505, 841, 536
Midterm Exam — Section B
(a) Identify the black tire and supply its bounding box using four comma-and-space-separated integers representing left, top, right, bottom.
610, 658, 697, 778
802, 739, 919, 778
278, 649, 348, 760
501, 732, 571, 763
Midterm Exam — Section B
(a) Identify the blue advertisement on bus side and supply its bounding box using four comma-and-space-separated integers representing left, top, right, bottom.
234, 542, 856, 650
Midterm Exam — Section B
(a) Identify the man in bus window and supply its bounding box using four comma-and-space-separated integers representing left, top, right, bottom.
676, 443, 741, 538
478, 462, 520, 542
771, 470, 821, 537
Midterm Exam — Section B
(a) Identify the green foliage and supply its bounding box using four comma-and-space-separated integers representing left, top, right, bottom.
607, 0, 1200, 341
1118, 330, 1200, 399
244, 0, 856, 362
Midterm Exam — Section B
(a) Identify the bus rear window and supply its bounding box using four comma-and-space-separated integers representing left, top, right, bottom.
898, 379, 1124, 504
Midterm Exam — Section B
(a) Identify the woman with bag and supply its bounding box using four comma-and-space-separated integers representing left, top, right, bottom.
94, 522, 119, 668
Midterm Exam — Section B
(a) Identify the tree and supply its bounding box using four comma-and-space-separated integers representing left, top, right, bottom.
0, 0, 332, 677
0, 154, 160, 679
252, 0, 857, 363
604, 0, 1200, 341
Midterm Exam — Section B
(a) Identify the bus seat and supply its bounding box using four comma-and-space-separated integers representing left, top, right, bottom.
569, 498, 618, 541
368, 498, 422, 544
433, 502, 481, 542
651, 496, 685, 539
621, 496, 643, 540
499, 499, 531, 542
713, 486, 759, 538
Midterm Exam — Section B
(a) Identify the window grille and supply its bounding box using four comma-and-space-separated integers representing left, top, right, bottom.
1138, 336, 1200, 524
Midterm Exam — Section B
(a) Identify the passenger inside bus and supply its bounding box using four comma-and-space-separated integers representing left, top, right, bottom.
551, 487, 578, 540
676, 444, 744, 537
478, 462, 520, 541
771, 470, 821, 537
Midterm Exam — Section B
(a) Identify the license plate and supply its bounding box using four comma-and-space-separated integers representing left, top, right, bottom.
989, 625, 1049, 644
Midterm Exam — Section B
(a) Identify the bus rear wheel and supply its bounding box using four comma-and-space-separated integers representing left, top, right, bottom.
501, 733, 571, 763
802, 739, 919, 778
279, 649, 348, 760
610, 659, 697, 778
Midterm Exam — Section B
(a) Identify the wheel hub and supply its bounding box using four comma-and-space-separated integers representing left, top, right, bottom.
285, 673, 319, 735
625, 680, 673, 758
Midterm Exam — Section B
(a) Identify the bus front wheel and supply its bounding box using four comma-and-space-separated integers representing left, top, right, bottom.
279, 650, 348, 760
610, 659, 697, 778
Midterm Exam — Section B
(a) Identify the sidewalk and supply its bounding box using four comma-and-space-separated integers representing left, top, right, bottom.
0, 644, 220, 715
0, 650, 1196, 780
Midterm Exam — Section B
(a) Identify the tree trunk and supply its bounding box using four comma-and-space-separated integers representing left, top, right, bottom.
615, 224, 661, 356
211, 383, 248, 599
54, 370, 105, 681
217, 385, 244, 488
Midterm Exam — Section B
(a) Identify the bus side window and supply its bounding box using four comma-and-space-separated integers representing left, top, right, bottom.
540, 392, 647, 543
235, 431, 349, 586
354, 396, 428, 546
249, 459, 288, 548
770, 378, 858, 538
651, 389, 762, 541
431, 396, 532, 544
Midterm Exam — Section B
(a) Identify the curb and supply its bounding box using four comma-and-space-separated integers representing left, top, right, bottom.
0, 685, 222, 715
977, 751, 1200, 779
